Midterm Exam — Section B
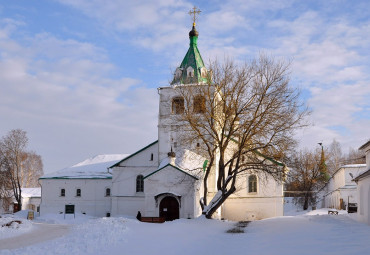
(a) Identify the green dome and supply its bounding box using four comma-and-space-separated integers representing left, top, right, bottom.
171, 25, 208, 85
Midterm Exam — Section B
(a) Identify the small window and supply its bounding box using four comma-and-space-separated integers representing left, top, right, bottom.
136, 175, 144, 192
200, 67, 207, 78
196, 142, 200, 147
248, 175, 257, 193
187, 66, 194, 77
172, 97, 184, 114
193, 95, 205, 113
106, 212, 111, 217
150, 153, 154, 161
105, 188, 111, 197
175, 68, 182, 78
60, 188, 65, 197
76, 188, 81, 197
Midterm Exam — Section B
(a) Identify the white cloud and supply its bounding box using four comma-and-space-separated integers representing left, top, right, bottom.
2, 1, 369, 171
0, 19, 158, 172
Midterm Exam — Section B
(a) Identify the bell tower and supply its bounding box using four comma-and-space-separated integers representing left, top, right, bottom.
157, 6, 208, 163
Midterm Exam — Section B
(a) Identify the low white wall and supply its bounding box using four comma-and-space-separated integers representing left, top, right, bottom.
222, 197, 284, 221
357, 177, 370, 225
111, 196, 145, 217
40, 179, 112, 217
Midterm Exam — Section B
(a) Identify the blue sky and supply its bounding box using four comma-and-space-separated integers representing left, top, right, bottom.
1, 0, 369, 173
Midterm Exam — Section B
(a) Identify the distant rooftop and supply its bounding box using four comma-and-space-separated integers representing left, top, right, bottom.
21, 187, 41, 197
341, 164, 367, 168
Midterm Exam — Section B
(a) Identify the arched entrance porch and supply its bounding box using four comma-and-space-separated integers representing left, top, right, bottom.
159, 196, 179, 221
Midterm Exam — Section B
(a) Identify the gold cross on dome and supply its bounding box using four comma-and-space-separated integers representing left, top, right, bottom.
189, 6, 201, 26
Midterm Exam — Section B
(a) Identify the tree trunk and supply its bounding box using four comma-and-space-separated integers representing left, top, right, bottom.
204, 186, 236, 219
303, 194, 309, 210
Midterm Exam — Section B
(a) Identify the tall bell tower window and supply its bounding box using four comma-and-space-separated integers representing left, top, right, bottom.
193, 95, 205, 113
172, 97, 184, 114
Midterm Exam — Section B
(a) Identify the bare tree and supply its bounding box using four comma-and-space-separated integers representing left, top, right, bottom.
174, 56, 308, 218
21, 151, 43, 188
0, 157, 13, 212
326, 139, 365, 173
343, 147, 365, 165
326, 139, 343, 174
286, 149, 327, 210
0, 129, 44, 211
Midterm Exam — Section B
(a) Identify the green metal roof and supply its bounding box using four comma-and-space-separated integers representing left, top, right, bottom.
39, 176, 112, 180
144, 163, 199, 180
171, 25, 208, 85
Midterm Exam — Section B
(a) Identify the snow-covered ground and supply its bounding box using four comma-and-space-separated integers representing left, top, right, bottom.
1, 208, 370, 255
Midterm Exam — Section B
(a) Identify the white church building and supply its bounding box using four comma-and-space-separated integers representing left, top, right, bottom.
39, 22, 284, 221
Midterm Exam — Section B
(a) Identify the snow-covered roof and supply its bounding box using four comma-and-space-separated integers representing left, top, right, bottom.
338, 184, 357, 190
175, 149, 206, 171
341, 164, 366, 168
21, 187, 41, 197
353, 168, 370, 182
40, 154, 128, 179
144, 150, 203, 180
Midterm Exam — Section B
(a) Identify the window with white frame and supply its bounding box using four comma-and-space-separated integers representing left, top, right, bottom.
105, 188, 111, 197
136, 175, 144, 192
248, 175, 257, 193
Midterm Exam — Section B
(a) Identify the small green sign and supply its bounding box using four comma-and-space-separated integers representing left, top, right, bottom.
65, 205, 75, 214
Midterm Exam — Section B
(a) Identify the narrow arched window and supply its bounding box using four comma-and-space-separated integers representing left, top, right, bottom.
248, 175, 257, 193
187, 66, 194, 77
193, 95, 205, 113
136, 175, 144, 192
105, 188, 111, 197
150, 153, 154, 161
172, 97, 184, 114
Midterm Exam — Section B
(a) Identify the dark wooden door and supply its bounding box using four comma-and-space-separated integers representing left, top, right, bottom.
159, 196, 179, 221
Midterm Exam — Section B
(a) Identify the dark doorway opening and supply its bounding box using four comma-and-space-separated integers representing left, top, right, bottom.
159, 196, 179, 221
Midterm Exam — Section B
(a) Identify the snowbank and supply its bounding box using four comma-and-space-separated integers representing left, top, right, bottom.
2, 211, 370, 255
0, 215, 34, 240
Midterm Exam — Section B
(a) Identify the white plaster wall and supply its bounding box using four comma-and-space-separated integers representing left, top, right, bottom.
223, 196, 284, 221
22, 197, 41, 211
111, 142, 158, 197
232, 172, 283, 198
144, 166, 200, 218
111, 196, 145, 216
321, 165, 366, 209
116, 142, 158, 168
112, 166, 156, 197
40, 179, 112, 217
158, 87, 184, 162
110, 142, 158, 216
357, 177, 370, 225
219, 172, 284, 220
364, 146, 370, 169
